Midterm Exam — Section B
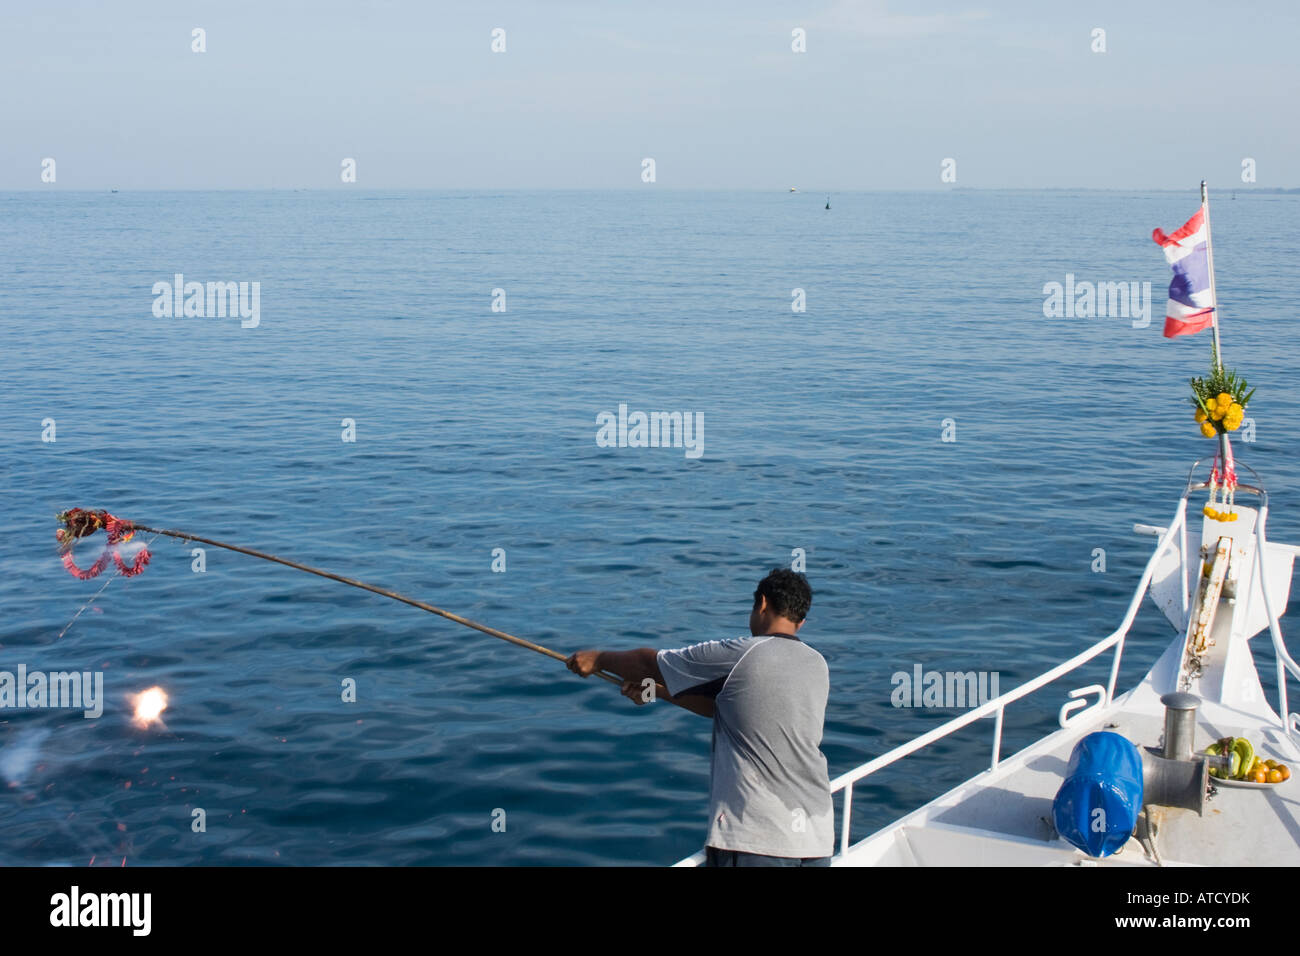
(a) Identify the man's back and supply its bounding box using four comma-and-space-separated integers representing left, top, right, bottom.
658, 634, 833, 858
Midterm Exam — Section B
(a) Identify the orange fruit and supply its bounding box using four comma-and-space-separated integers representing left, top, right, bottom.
1253, 769, 1269, 784
1280, 765, 1291, 781
1268, 769, 1283, 784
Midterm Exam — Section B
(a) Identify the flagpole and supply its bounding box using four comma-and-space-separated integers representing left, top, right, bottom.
1201, 180, 1232, 481
1201, 179, 1224, 371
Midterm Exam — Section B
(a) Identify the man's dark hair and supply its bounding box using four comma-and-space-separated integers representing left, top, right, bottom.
753, 568, 813, 623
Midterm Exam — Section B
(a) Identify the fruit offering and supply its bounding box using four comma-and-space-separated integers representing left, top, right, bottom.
1206, 736, 1291, 783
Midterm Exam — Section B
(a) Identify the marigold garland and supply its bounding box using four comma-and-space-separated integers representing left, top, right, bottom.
1190, 344, 1253, 439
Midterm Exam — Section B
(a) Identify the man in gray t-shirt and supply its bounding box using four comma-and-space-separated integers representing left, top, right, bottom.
567, 568, 833, 865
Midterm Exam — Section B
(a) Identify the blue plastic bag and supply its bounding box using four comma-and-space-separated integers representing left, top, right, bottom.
1052, 731, 1144, 857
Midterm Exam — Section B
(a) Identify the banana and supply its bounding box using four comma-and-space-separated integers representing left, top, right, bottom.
1204, 737, 1257, 781
1207, 741, 1224, 779
1232, 737, 1255, 780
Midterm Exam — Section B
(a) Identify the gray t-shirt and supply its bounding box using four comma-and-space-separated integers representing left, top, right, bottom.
657, 634, 833, 858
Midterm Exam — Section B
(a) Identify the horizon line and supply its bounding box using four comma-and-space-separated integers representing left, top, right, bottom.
4, 185, 1295, 194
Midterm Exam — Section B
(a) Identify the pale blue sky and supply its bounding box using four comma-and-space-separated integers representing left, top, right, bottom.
3, 0, 1296, 189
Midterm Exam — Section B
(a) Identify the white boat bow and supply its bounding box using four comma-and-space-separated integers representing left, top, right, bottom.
674, 458, 1300, 866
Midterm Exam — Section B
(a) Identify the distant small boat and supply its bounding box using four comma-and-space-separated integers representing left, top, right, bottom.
110, 189, 118, 194
825, 196, 831, 210
789, 187, 797, 193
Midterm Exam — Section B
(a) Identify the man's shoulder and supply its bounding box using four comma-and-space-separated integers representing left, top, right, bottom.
764, 634, 826, 659
660, 635, 767, 659
660, 635, 826, 673
750, 636, 829, 674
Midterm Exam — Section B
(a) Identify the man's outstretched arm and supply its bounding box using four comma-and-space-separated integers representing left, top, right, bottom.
566, 649, 716, 718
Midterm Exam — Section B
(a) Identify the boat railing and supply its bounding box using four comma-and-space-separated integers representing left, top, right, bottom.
820, 497, 1189, 858
1253, 506, 1300, 737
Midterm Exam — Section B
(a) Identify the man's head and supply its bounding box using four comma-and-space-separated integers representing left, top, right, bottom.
749, 568, 813, 636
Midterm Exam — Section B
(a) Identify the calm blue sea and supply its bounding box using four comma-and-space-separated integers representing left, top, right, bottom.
1, 188, 1298, 865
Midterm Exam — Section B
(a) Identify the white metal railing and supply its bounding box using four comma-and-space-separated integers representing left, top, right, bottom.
1254, 507, 1300, 737
826, 498, 1189, 857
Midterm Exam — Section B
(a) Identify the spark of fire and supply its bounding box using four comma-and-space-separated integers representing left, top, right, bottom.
130, 687, 168, 728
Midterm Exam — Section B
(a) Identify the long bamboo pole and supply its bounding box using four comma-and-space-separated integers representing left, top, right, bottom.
124, 522, 653, 695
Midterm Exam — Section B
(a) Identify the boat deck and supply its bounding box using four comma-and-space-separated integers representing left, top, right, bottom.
840, 704, 1300, 866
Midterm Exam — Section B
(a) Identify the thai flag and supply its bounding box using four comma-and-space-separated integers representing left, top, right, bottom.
1152, 208, 1215, 338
